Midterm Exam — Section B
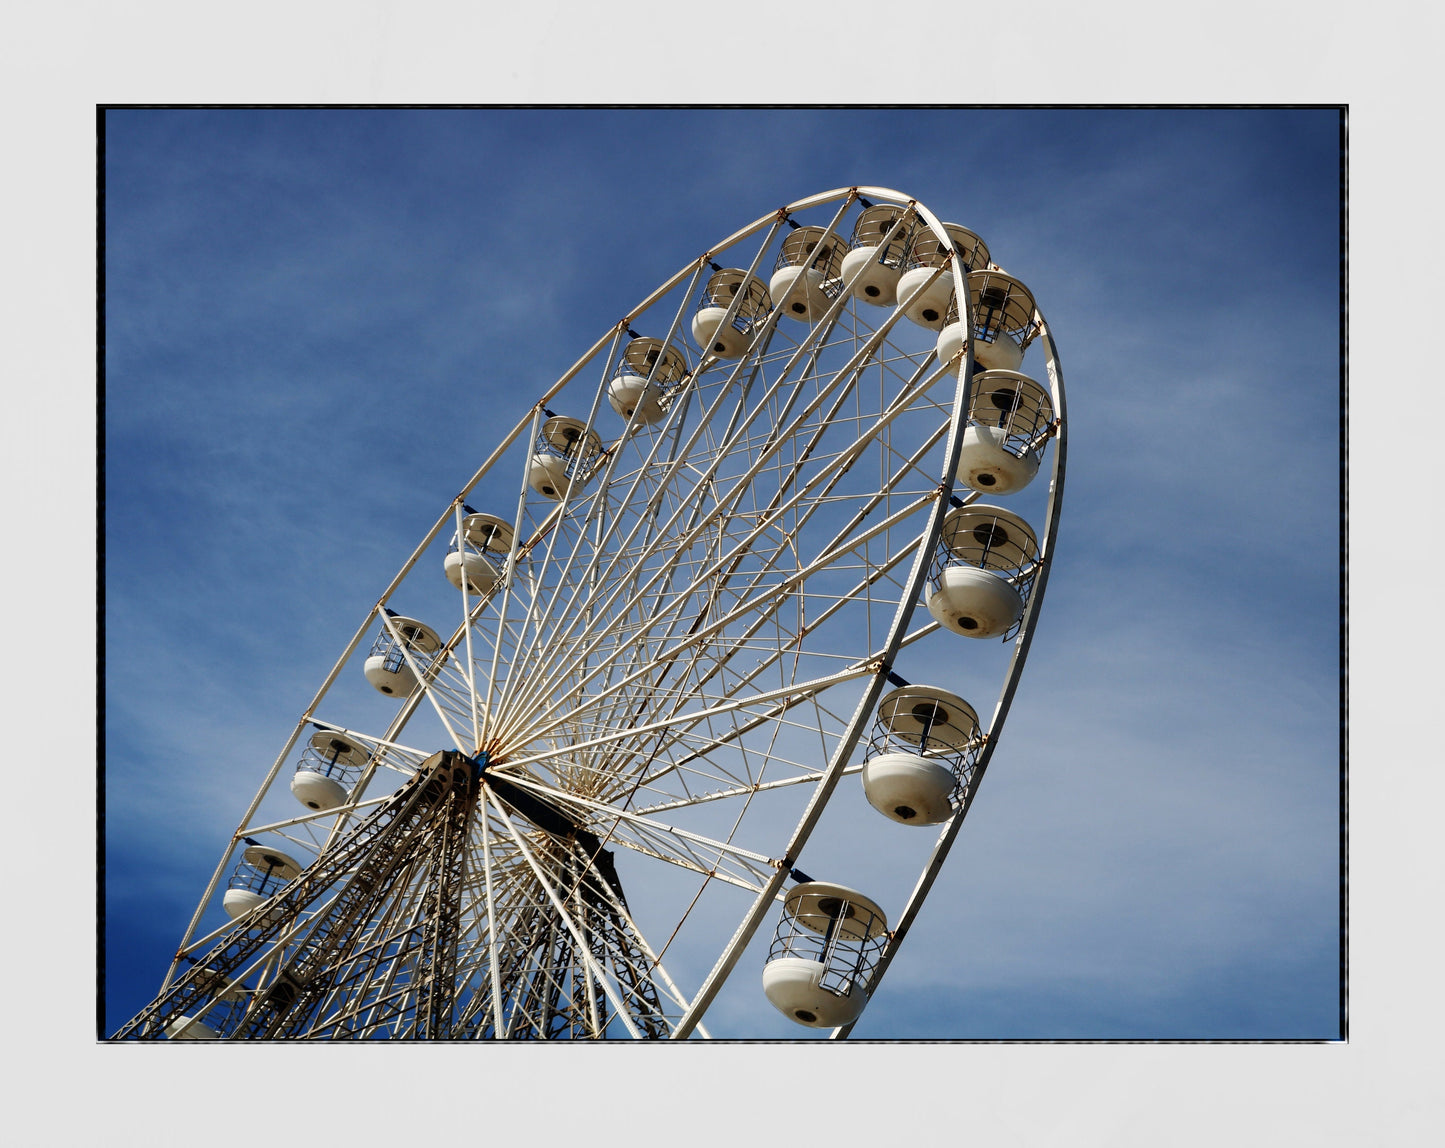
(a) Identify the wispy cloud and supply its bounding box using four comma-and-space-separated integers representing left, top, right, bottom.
103, 108, 1340, 1039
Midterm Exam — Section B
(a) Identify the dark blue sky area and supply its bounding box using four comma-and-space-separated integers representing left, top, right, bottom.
103, 108, 1340, 1042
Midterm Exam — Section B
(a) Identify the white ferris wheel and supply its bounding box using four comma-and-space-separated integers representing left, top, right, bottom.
114, 185, 1067, 1040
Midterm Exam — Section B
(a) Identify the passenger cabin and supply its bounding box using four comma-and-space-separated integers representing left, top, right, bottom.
896, 223, 989, 329
222, 844, 303, 920
954, 371, 1054, 495
291, 728, 370, 811
935, 268, 1039, 374
445, 511, 514, 595
692, 267, 771, 359
840, 204, 914, 306
607, 336, 689, 426
926, 504, 1041, 639
364, 611, 442, 697
527, 416, 603, 501
769, 226, 845, 322
861, 685, 982, 824
762, 881, 888, 1028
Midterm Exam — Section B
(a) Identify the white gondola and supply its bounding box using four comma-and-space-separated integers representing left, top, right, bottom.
527, 415, 603, 501
839, 203, 914, 306
936, 268, 1039, 374
606, 337, 689, 425
926, 504, 1041, 639
762, 882, 888, 1029
896, 223, 989, 329
954, 370, 1055, 495
114, 187, 1069, 1045
222, 844, 303, 920
444, 512, 514, 594
290, 728, 369, 811
768, 226, 844, 321
691, 267, 771, 358
363, 612, 442, 696
861, 685, 982, 825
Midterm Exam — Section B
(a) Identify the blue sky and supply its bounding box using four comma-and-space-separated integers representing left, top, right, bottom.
102, 108, 1341, 1041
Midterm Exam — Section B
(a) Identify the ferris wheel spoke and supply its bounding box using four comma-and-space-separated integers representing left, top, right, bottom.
487, 772, 779, 891
126, 188, 1065, 1041
626, 690, 863, 800
483, 791, 647, 1038
493, 310, 887, 731
495, 355, 950, 749
375, 607, 470, 753
627, 761, 866, 817
469, 799, 511, 1036
450, 503, 485, 750
490, 352, 770, 732
528, 406, 947, 759
474, 404, 552, 750
497, 658, 865, 777
510, 505, 929, 760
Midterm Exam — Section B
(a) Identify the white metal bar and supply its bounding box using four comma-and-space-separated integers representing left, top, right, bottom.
670, 207, 983, 1036
829, 303, 1068, 1040
485, 789, 643, 1038
477, 809, 510, 1038
378, 606, 466, 751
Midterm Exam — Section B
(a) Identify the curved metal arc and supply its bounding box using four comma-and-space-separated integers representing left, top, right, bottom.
830, 311, 1068, 1040
670, 273, 983, 1038
152, 187, 1030, 1042
188, 199, 827, 961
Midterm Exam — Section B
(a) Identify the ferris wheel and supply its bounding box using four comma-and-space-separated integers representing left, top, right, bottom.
113, 185, 1067, 1040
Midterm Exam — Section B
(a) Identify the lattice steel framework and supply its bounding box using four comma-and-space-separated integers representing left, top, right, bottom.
113, 186, 1067, 1040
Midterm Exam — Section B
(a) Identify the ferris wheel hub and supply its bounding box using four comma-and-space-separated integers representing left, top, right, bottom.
123, 186, 1065, 1043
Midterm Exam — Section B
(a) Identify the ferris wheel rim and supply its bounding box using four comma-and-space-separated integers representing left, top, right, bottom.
129, 185, 1063, 1041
